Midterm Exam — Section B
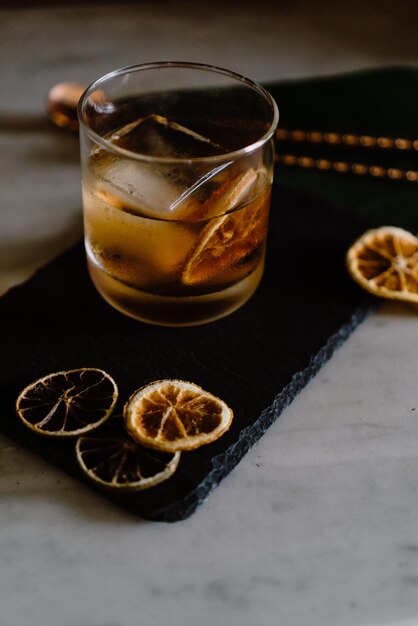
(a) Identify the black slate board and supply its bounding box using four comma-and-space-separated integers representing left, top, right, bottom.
0, 185, 373, 521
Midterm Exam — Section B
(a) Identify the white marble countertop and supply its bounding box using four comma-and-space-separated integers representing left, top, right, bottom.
1, 3, 418, 625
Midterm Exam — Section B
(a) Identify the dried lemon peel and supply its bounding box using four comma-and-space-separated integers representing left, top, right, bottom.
202, 168, 259, 219
76, 417, 180, 492
182, 190, 269, 286
176, 167, 262, 221
16, 368, 118, 437
124, 379, 234, 452
347, 226, 418, 304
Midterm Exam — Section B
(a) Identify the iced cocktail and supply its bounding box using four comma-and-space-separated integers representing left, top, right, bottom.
78, 63, 278, 325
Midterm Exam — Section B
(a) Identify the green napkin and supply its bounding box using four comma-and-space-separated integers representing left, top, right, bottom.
267, 67, 418, 231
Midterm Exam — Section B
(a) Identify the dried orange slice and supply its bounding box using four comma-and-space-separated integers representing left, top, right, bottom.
16, 368, 118, 437
208, 169, 259, 217
347, 226, 418, 303
124, 380, 233, 452
176, 168, 259, 222
76, 417, 180, 491
182, 190, 270, 286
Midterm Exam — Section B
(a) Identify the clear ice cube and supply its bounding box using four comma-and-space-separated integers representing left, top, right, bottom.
109, 114, 228, 159
90, 115, 260, 220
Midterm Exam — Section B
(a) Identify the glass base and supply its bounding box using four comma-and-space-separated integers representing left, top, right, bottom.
87, 259, 265, 327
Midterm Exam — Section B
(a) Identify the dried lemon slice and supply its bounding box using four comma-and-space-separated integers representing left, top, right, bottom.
347, 226, 418, 303
182, 191, 270, 286
16, 368, 118, 437
124, 380, 233, 452
177, 168, 259, 221
203, 169, 259, 219
76, 417, 180, 491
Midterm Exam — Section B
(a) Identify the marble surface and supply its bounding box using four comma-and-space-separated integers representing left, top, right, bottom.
1, 2, 418, 625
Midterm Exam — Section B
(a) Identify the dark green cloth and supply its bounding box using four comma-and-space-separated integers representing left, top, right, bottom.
267, 67, 418, 230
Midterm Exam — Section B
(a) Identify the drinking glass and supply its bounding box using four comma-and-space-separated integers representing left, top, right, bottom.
78, 62, 278, 326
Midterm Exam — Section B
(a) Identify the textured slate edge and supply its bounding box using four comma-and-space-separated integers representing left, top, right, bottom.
153, 305, 371, 522
0, 234, 371, 523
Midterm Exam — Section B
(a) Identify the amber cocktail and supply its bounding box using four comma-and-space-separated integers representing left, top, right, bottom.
78, 63, 278, 326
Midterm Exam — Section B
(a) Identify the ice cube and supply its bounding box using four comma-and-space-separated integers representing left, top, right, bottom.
109, 114, 228, 159
89, 115, 234, 219
90, 149, 182, 217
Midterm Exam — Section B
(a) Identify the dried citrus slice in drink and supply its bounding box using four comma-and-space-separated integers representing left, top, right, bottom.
180, 168, 259, 221
76, 417, 180, 491
208, 169, 259, 217
347, 226, 418, 303
124, 380, 233, 452
16, 368, 118, 437
182, 190, 270, 286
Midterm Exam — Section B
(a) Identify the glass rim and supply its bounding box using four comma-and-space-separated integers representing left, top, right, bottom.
78, 61, 279, 165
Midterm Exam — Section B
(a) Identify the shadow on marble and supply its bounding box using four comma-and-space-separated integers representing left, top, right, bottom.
0, 435, 149, 527
0, 208, 82, 266
1, 486, 150, 527
0, 476, 151, 528
0, 209, 83, 295
374, 300, 418, 320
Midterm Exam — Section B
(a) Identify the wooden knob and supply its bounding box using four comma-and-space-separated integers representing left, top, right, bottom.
47, 82, 85, 130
